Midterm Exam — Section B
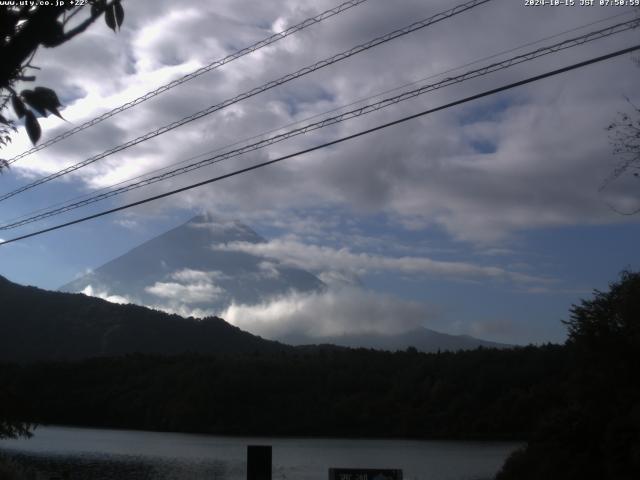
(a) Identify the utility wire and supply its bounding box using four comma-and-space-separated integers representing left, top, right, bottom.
4, 8, 632, 227
2, 17, 637, 231
4, 9, 632, 228
1, 44, 637, 247
5, 0, 370, 165
0, 0, 492, 203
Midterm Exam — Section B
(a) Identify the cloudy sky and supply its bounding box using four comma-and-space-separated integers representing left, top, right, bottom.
1, 0, 639, 344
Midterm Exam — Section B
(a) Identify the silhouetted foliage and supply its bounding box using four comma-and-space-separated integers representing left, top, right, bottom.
0, 272, 282, 439
0, 1, 124, 169
0, 345, 568, 440
604, 100, 640, 209
565, 270, 640, 352
602, 37, 640, 213
3, 270, 638, 474
0, 273, 569, 441
0, 454, 32, 480
0, 372, 33, 440
497, 271, 640, 480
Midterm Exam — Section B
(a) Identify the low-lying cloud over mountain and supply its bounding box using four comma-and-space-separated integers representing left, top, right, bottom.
220, 286, 430, 339
61, 215, 325, 319
215, 237, 547, 284
62, 215, 512, 351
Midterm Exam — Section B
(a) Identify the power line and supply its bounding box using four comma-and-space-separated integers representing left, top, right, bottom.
1, 44, 637, 247
0, 0, 492, 203
4, 8, 632, 228
2, 17, 636, 231
5, 0, 370, 165
4, 10, 632, 228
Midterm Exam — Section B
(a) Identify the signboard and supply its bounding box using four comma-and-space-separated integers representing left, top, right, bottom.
329, 468, 403, 480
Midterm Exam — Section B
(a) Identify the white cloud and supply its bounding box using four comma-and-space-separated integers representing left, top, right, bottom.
215, 238, 551, 284
145, 268, 226, 303
80, 282, 217, 319
145, 281, 225, 303
169, 268, 227, 283
132, 8, 213, 73
81, 285, 132, 305
4, 0, 638, 247
317, 270, 362, 287
115, 219, 139, 229
257, 261, 280, 279
74, 268, 94, 280
219, 286, 433, 339
3, 0, 639, 348
146, 303, 216, 320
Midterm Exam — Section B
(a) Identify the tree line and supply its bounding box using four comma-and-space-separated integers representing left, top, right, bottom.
1, 271, 638, 479
1, 344, 567, 440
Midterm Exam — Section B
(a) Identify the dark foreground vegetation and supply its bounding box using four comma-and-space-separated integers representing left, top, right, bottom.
0, 271, 638, 479
1, 345, 566, 439
0, 274, 289, 363
496, 270, 640, 480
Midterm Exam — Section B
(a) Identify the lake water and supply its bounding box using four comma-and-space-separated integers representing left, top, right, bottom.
0, 426, 520, 480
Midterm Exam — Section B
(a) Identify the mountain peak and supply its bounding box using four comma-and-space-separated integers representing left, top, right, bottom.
185, 215, 263, 244
60, 217, 324, 318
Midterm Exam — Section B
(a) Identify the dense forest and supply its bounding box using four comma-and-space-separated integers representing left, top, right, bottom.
1, 271, 638, 479
0, 345, 566, 440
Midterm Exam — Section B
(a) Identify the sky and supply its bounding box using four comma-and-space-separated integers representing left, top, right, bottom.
0, 0, 639, 345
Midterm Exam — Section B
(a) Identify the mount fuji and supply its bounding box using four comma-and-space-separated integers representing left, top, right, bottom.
61, 215, 510, 352
61, 214, 325, 318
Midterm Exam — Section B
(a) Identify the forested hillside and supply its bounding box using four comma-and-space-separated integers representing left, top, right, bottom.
0, 275, 288, 362
0, 345, 567, 439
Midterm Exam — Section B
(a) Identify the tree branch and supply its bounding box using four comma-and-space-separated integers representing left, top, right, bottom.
49, 0, 118, 47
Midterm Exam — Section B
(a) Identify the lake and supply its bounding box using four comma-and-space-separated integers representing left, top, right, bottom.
0, 426, 520, 480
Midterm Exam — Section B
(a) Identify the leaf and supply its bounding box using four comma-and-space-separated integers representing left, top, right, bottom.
21, 87, 64, 119
0, 114, 9, 125
91, 0, 106, 17
114, 0, 124, 28
24, 111, 41, 145
34, 86, 61, 106
40, 20, 65, 47
21, 90, 47, 116
11, 95, 26, 118
105, 4, 117, 32
34, 87, 64, 119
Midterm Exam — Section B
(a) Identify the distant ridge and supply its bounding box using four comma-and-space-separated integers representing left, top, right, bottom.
281, 328, 511, 352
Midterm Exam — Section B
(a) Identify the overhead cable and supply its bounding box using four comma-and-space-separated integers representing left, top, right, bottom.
5, 0, 371, 165
2, 17, 637, 230
5, 7, 630, 228
0, 0, 492, 203
1, 44, 637, 247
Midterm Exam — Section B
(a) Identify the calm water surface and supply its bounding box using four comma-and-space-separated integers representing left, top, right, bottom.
0, 426, 520, 480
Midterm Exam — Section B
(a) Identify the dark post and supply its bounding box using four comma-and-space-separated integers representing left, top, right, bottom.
247, 445, 272, 480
